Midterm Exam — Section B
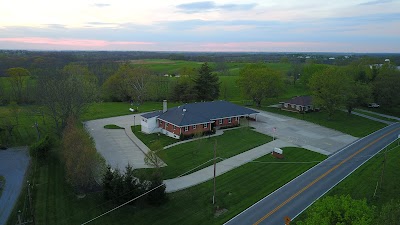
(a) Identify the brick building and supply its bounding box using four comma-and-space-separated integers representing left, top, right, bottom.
141, 100, 258, 139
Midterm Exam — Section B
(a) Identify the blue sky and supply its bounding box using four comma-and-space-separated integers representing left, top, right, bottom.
0, 0, 399, 52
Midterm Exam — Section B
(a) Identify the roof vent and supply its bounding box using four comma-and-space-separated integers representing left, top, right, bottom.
183, 109, 186, 112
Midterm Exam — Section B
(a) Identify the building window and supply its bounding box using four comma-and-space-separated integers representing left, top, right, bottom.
219, 119, 223, 124
193, 125, 197, 129
173, 125, 176, 130
228, 118, 232, 123
185, 126, 188, 131
203, 123, 207, 128
165, 123, 168, 128
235, 117, 238, 121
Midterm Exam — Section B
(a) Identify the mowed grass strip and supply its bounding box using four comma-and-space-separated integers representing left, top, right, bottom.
354, 109, 398, 122
27, 147, 325, 225
138, 127, 272, 179
132, 125, 179, 148
263, 107, 387, 137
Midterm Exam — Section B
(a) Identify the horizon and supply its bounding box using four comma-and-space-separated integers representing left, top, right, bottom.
1, 0, 400, 53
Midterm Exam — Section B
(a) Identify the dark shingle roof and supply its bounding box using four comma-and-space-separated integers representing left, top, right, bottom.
148, 101, 258, 126
142, 110, 163, 119
284, 96, 313, 106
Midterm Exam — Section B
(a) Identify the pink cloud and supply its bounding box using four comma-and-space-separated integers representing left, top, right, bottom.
0, 37, 154, 48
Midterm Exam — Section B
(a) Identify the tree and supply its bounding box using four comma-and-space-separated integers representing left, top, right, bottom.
102, 165, 114, 200
145, 140, 165, 169
9, 101, 21, 125
194, 62, 220, 101
301, 63, 329, 86
344, 81, 372, 114
372, 67, 400, 107
102, 64, 152, 103
36, 65, 98, 133
62, 117, 102, 193
309, 67, 351, 119
287, 63, 303, 85
146, 172, 167, 206
6, 67, 30, 103
237, 63, 284, 107
171, 77, 197, 102
297, 195, 374, 225
377, 199, 400, 225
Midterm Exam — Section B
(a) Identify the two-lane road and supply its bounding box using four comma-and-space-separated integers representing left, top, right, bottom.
225, 123, 400, 225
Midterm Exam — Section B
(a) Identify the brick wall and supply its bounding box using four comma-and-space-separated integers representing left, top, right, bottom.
158, 120, 211, 136
213, 117, 239, 128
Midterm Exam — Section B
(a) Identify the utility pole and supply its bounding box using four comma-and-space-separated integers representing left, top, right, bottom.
18, 210, 22, 225
212, 140, 217, 205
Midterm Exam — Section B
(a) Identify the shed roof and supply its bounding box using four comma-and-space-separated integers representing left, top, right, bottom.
284, 96, 313, 106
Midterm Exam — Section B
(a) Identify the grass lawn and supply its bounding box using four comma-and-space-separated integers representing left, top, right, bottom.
103, 124, 124, 129
81, 101, 181, 121
8, 147, 326, 225
0, 176, 4, 198
139, 127, 273, 179
262, 107, 387, 137
0, 105, 51, 147
131, 125, 179, 149
294, 141, 400, 224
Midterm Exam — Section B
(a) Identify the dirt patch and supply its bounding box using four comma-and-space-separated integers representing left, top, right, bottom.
214, 207, 228, 218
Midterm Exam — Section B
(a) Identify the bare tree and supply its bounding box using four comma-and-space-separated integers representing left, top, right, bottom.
36, 65, 98, 133
6, 67, 30, 103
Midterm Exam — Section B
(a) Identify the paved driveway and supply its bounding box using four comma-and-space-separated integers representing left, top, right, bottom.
250, 110, 359, 155
0, 147, 30, 225
84, 114, 155, 171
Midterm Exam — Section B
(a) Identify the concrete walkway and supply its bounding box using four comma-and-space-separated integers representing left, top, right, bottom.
164, 139, 296, 193
348, 110, 394, 125
0, 147, 30, 225
357, 109, 400, 121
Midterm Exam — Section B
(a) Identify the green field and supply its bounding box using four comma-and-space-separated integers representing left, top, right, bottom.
7, 147, 326, 225
263, 107, 387, 137
137, 127, 272, 179
82, 101, 181, 121
295, 141, 400, 224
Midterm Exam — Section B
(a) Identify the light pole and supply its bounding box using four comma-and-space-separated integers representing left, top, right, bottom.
133, 115, 136, 132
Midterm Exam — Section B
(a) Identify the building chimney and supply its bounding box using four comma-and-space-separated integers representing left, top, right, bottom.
163, 100, 167, 113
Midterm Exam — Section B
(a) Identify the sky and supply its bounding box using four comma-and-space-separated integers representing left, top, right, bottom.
0, 0, 399, 52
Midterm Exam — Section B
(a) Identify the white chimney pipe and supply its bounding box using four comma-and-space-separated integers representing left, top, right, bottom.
163, 100, 167, 113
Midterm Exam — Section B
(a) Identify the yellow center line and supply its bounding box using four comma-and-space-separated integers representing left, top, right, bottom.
254, 127, 400, 225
